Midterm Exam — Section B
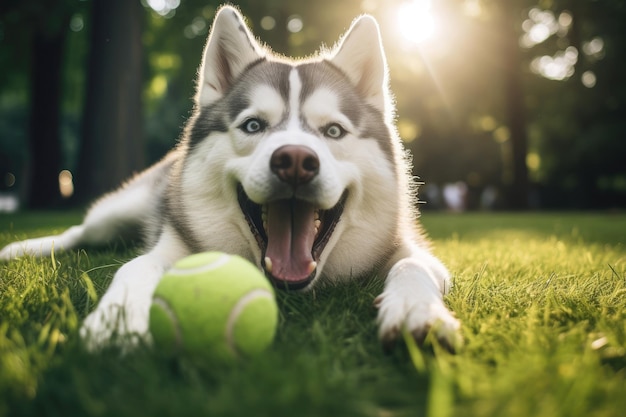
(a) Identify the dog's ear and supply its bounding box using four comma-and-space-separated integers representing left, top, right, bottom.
196, 6, 265, 106
330, 16, 389, 112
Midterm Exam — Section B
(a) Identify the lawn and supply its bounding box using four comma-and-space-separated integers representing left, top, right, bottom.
1, 211, 625, 417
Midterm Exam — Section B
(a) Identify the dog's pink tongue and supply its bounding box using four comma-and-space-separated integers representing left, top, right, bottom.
265, 199, 316, 284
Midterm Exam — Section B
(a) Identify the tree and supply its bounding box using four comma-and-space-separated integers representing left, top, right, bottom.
498, 1, 530, 209
0, 1, 74, 208
27, 14, 70, 208
74, 0, 144, 204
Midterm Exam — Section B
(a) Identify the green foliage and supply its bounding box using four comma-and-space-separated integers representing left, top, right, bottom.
1, 212, 624, 416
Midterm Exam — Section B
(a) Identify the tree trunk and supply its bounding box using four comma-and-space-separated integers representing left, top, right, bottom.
501, 5, 530, 210
75, 0, 144, 204
26, 26, 67, 208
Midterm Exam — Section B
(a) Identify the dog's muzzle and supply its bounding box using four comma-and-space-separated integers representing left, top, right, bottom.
238, 145, 347, 290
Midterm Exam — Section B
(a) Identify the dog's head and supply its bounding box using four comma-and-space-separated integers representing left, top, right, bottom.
178, 6, 409, 290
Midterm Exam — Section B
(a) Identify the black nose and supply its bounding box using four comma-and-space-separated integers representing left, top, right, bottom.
270, 145, 320, 186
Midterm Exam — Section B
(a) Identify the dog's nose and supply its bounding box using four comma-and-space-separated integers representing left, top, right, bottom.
270, 145, 320, 186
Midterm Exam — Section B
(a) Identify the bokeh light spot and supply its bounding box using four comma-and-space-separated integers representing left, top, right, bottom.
261, 16, 276, 31
5, 172, 15, 188
397, 119, 422, 143
59, 170, 74, 198
581, 71, 597, 88
287, 15, 303, 33
493, 126, 511, 143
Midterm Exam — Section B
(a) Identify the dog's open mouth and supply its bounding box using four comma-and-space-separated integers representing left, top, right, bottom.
237, 185, 347, 290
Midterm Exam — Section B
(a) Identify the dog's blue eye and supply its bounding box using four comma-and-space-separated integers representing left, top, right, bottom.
240, 118, 266, 134
323, 123, 346, 139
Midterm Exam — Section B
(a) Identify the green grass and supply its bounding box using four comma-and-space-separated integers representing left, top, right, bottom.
1, 211, 625, 417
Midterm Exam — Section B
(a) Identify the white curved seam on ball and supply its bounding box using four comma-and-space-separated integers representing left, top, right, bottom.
168, 253, 231, 276
152, 296, 183, 350
224, 288, 273, 356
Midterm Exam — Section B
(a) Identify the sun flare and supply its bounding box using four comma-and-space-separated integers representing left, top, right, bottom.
396, 0, 436, 44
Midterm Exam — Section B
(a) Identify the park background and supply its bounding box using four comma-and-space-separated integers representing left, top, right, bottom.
1, 2, 625, 416
0, 0, 625, 211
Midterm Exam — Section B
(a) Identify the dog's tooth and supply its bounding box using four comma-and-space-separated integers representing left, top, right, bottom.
307, 261, 317, 275
264, 256, 273, 273
262, 206, 268, 232
314, 219, 321, 228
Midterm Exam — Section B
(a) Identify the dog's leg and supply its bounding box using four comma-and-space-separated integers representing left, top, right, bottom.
0, 223, 88, 260
375, 243, 461, 352
80, 224, 188, 351
0, 156, 173, 261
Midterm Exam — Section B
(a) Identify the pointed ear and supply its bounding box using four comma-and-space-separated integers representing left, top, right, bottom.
196, 6, 265, 106
330, 15, 389, 111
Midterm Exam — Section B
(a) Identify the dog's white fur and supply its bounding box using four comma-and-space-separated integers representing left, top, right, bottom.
0, 6, 460, 351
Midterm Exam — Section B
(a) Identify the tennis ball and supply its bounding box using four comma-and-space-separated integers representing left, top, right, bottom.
149, 252, 278, 362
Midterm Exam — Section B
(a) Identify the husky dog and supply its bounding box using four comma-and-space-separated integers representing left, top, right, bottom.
0, 6, 460, 351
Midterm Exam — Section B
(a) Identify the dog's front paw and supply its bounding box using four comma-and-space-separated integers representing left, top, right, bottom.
78, 252, 169, 352
1, 227, 82, 261
376, 253, 462, 352
375, 290, 461, 353
80, 299, 151, 352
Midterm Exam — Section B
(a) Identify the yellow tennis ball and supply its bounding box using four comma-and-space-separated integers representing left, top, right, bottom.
149, 252, 278, 362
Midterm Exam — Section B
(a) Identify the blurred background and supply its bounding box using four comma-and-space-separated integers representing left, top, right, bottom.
0, 0, 624, 212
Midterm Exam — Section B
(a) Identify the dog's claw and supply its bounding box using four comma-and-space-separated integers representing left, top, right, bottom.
381, 321, 462, 354
381, 327, 400, 353
411, 326, 430, 347
373, 294, 384, 308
